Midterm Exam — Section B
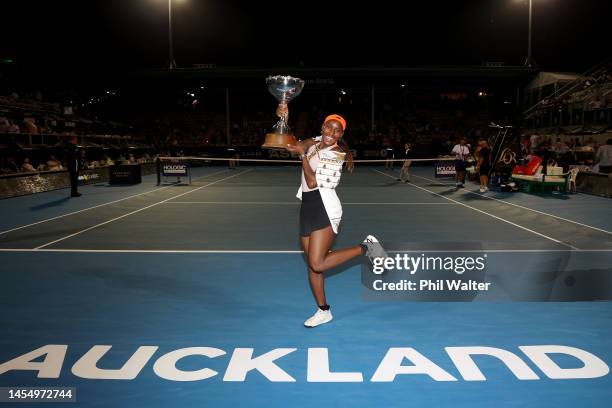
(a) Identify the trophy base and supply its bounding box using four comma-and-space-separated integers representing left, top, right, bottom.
262, 133, 297, 150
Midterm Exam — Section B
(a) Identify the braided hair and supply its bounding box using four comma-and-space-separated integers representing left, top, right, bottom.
338, 137, 354, 173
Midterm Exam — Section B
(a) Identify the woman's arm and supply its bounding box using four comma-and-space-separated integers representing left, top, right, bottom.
276, 103, 316, 153
475, 146, 482, 167
301, 152, 318, 189
296, 138, 316, 152
286, 143, 318, 189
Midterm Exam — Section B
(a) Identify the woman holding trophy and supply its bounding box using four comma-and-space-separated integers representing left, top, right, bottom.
277, 103, 388, 328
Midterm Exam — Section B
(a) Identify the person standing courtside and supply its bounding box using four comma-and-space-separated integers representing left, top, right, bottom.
397, 142, 413, 183
475, 138, 491, 193
66, 136, 81, 197
452, 137, 470, 187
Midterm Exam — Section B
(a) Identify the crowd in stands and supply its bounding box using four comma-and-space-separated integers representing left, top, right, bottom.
0, 113, 130, 138
1, 154, 63, 174
567, 67, 612, 110
0, 151, 155, 175
521, 133, 612, 173
3, 85, 612, 177
0, 116, 63, 136
535, 66, 612, 110
526, 64, 612, 134
148, 104, 495, 159
0, 91, 153, 175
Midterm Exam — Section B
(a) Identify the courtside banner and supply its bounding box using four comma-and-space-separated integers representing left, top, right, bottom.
435, 161, 456, 177
162, 161, 189, 177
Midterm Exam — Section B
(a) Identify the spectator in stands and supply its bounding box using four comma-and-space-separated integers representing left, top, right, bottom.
595, 139, 612, 174
521, 136, 530, 155
452, 137, 470, 187
0, 117, 8, 133
46, 155, 63, 171
39, 122, 53, 134
585, 137, 596, 149
79, 150, 90, 168
529, 133, 540, 151
127, 153, 137, 164
553, 139, 570, 156
0, 157, 19, 174
102, 154, 114, 166
7, 120, 20, 133
23, 117, 38, 134
553, 139, 573, 170
84, 152, 99, 168
21, 157, 37, 172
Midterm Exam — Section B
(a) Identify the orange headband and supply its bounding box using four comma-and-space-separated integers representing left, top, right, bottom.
324, 114, 347, 131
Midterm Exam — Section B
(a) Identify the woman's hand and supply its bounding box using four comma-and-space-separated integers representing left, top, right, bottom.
296, 138, 316, 152
286, 144, 305, 157
345, 153, 354, 173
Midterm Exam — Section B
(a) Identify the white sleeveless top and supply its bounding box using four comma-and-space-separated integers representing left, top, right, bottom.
296, 137, 346, 233
301, 143, 344, 192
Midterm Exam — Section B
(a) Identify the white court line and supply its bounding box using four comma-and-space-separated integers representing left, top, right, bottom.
390, 249, 612, 253
159, 157, 455, 164
374, 169, 578, 250
411, 173, 612, 237
164, 201, 457, 205
161, 156, 300, 164
35, 169, 253, 249
0, 169, 230, 236
1, 248, 611, 253
0, 248, 303, 253
168, 201, 299, 205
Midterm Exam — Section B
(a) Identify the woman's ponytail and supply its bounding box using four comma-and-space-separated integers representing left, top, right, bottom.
338, 138, 354, 173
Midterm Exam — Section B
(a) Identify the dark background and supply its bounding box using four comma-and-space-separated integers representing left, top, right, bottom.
1, 0, 609, 72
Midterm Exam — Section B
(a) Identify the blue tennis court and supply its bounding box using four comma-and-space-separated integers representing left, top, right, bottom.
1, 165, 611, 407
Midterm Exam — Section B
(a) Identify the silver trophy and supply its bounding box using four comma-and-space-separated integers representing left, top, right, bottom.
262, 75, 305, 149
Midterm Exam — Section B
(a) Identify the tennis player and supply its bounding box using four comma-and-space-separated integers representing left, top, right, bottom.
279, 106, 388, 327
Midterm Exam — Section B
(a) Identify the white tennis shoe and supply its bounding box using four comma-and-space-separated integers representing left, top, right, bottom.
362, 234, 388, 267
304, 308, 333, 328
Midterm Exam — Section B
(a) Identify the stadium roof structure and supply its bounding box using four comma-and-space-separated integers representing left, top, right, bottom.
143, 65, 540, 80
525, 72, 580, 90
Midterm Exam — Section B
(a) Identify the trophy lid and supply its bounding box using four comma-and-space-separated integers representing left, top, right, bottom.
266, 75, 305, 102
